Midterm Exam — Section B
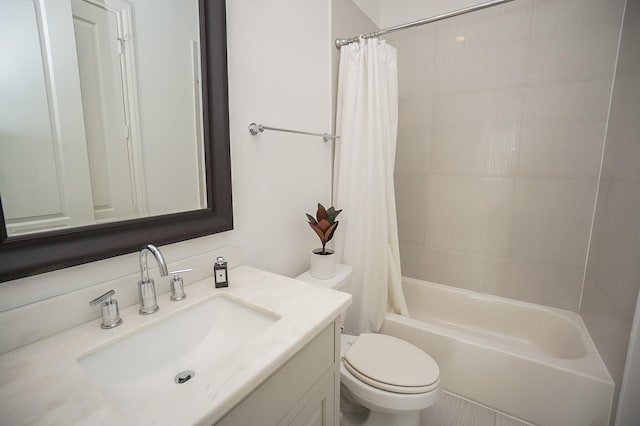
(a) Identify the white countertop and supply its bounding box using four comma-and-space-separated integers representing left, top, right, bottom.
0, 266, 351, 425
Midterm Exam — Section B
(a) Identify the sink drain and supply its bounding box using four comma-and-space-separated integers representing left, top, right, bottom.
175, 370, 195, 384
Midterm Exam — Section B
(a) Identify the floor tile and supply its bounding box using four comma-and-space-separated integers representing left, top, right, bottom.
421, 391, 496, 426
495, 412, 532, 426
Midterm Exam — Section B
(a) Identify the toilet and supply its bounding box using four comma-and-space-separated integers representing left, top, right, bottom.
297, 264, 440, 426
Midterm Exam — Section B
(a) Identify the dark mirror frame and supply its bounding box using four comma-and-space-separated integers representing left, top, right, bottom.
0, 0, 232, 283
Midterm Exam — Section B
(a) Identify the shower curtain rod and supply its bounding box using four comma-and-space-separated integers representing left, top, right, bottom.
335, 0, 516, 49
248, 122, 339, 142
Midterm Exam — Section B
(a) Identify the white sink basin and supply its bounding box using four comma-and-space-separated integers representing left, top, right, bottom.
78, 294, 280, 414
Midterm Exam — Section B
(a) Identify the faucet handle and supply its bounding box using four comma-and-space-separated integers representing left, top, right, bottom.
169, 268, 192, 301
90, 290, 123, 329
90, 289, 116, 306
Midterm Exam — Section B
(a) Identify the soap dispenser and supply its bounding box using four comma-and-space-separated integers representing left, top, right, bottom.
214, 256, 228, 288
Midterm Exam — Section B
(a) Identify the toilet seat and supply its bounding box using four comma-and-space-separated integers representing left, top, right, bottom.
343, 333, 440, 394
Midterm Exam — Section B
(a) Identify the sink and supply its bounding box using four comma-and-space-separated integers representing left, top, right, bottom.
78, 294, 280, 414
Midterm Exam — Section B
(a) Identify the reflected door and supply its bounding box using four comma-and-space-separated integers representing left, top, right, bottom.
72, 0, 138, 224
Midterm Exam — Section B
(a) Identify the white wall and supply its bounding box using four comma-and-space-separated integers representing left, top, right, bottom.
331, 0, 378, 130
226, 0, 333, 278
0, 0, 333, 313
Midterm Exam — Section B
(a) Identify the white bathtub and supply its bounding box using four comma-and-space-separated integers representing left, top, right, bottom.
380, 277, 614, 426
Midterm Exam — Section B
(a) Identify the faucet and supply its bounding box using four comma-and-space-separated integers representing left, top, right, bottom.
138, 244, 168, 314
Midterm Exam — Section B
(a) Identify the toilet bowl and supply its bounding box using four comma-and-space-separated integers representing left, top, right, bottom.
296, 265, 440, 426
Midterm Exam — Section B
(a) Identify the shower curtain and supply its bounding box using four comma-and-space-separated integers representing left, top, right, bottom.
334, 38, 408, 334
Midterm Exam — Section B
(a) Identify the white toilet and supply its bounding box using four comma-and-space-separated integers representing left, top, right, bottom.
297, 264, 440, 426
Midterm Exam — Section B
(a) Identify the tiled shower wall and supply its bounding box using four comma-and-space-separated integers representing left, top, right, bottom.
581, 0, 640, 418
390, 0, 626, 311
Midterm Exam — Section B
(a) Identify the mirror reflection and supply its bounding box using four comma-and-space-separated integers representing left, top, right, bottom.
0, 0, 206, 237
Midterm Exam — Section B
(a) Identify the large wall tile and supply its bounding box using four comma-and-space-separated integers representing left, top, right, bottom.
511, 177, 596, 267
581, 275, 633, 398
519, 80, 612, 179
389, 28, 436, 99
399, 243, 428, 279
398, 97, 434, 127
504, 260, 583, 310
612, 0, 640, 71
420, 247, 510, 295
586, 180, 617, 295
580, 0, 640, 418
601, 62, 640, 185
587, 180, 640, 323
434, 0, 533, 94
527, 0, 625, 85
394, 172, 428, 245
396, 97, 433, 173
431, 89, 524, 176
425, 175, 515, 257
395, 125, 432, 173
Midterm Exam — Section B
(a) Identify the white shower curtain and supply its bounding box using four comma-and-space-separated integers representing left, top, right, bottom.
334, 38, 408, 334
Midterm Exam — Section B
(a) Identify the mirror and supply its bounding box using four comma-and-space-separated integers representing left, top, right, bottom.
1, 0, 207, 235
0, 0, 232, 283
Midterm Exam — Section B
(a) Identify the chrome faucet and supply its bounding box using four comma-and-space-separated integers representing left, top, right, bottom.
138, 244, 168, 314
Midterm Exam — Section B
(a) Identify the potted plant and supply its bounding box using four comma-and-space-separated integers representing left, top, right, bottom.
306, 203, 342, 279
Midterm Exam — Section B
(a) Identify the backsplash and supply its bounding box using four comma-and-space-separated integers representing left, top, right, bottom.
0, 244, 242, 355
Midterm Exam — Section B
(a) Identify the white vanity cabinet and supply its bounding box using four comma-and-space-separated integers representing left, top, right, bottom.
0, 266, 352, 426
216, 320, 341, 426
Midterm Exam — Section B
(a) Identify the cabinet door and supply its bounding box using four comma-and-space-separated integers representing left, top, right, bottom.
216, 323, 336, 426
287, 372, 336, 426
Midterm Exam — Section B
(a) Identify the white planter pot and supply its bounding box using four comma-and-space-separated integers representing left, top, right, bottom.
310, 249, 336, 280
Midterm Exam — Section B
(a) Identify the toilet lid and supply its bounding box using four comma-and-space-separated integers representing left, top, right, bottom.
343, 333, 440, 394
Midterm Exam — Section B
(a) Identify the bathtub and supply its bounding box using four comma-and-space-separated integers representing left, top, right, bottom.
380, 277, 614, 426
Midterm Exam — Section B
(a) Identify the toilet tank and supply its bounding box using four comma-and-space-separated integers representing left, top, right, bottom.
296, 264, 352, 291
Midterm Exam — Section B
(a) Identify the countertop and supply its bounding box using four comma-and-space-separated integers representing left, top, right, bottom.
0, 266, 351, 425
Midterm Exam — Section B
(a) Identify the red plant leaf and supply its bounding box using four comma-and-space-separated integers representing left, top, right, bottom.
309, 223, 326, 243
316, 204, 328, 222
324, 221, 339, 243
317, 218, 330, 232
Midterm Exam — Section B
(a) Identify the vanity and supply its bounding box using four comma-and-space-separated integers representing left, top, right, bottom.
0, 266, 351, 425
